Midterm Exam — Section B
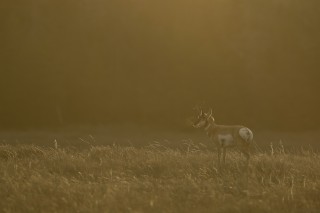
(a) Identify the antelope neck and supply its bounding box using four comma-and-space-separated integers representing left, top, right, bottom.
204, 117, 216, 131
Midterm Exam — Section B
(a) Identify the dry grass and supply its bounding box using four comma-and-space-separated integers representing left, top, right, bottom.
0, 140, 319, 213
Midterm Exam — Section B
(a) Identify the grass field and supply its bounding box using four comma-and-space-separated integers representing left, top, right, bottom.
0, 127, 320, 212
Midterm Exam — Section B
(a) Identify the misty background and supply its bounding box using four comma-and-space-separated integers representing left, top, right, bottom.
1, 0, 319, 131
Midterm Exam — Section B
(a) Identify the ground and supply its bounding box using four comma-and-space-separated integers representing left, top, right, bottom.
0, 127, 319, 212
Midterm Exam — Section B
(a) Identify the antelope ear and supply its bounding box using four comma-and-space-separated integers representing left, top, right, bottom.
207, 108, 212, 117
200, 109, 203, 116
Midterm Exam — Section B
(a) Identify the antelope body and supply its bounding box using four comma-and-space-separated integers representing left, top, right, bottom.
193, 109, 253, 167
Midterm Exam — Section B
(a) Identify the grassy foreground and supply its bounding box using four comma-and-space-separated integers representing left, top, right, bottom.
0, 143, 319, 213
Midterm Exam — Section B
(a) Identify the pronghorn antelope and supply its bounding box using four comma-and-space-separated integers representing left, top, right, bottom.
193, 108, 254, 167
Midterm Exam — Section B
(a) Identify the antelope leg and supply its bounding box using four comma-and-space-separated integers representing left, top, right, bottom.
222, 147, 227, 165
217, 147, 221, 168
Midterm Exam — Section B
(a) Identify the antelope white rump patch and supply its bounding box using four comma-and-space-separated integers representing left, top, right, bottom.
239, 128, 253, 142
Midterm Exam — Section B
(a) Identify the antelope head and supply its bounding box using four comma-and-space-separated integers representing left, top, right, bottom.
193, 108, 214, 128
